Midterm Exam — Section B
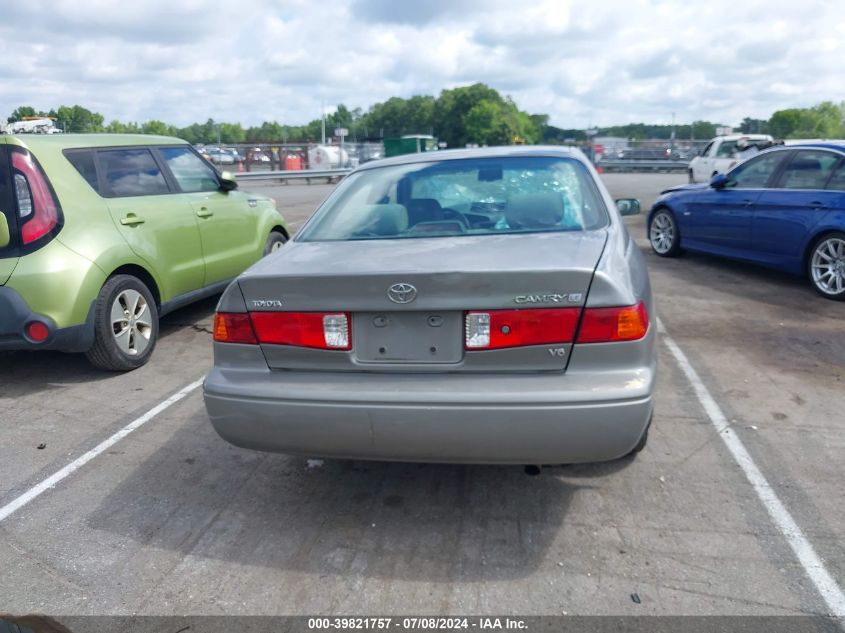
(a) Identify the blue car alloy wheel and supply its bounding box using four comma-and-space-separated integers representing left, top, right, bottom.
809, 232, 845, 300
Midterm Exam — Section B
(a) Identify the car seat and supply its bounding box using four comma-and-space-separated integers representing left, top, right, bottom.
505, 193, 566, 230
406, 198, 443, 226
358, 204, 409, 237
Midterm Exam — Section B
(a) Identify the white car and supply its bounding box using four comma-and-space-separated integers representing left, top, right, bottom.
205, 148, 235, 165
688, 134, 773, 183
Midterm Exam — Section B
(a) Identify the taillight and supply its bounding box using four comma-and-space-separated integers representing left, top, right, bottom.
213, 313, 257, 344
25, 321, 50, 343
576, 302, 649, 343
249, 312, 351, 350
465, 308, 580, 350
11, 150, 61, 245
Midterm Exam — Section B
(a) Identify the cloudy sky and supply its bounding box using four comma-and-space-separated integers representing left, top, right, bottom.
1, 0, 843, 129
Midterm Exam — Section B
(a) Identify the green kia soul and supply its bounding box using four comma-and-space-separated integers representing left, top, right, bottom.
0, 134, 289, 370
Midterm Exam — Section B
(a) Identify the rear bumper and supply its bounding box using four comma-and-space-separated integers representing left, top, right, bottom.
0, 286, 95, 352
203, 348, 656, 464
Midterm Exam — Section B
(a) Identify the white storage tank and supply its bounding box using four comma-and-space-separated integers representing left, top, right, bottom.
307, 145, 349, 169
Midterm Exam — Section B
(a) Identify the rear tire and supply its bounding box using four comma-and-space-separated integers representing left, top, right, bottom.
628, 422, 650, 456
648, 209, 682, 257
807, 232, 845, 300
263, 230, 287, 256
85, 275, 159, 371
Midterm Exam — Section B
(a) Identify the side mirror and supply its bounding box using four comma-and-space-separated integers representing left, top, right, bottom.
0, 214, 10, 248
615, 198, 641, 216
710, 173, 728, 189
219, 171, 238, 191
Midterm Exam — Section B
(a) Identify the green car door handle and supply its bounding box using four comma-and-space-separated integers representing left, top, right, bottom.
196, 207, 214, 218
120, 213, 145, 226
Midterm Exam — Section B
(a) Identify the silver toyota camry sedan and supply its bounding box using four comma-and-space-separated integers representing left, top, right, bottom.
203, 146, 656, 464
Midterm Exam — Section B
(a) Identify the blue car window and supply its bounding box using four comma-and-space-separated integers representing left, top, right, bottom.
827, 163, 845, 191
726, 152, 787, 189
780, 150, 839, 190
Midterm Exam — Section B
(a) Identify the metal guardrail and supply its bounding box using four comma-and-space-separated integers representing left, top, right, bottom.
234, 168, 352, 182
597, 160, 690, 172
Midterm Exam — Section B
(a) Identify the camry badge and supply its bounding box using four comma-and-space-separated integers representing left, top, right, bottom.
514, 293, 582, 304
387, 283, 417, 304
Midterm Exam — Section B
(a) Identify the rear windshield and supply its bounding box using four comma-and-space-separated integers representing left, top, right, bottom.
298, 156, 609, 242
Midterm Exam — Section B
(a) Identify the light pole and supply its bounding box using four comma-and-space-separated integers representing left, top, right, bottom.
670, 112, 675, 155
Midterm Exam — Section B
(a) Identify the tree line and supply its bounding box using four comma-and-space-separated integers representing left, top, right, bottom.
7, 84, 543, 147
7, 87, 845, 146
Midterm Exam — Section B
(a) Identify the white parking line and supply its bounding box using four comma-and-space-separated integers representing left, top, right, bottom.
658, 318, 845, 617
0, 377, 204, 524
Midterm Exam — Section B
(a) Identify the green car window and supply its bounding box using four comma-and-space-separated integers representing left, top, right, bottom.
159, 147, 220, 193
65, 150, 100, 193
98, 149, 170, 197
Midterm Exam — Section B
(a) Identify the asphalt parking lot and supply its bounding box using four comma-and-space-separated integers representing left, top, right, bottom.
0, 173, 842, 617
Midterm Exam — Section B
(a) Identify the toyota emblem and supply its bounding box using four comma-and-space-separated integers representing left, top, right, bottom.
387, 283, 417, 304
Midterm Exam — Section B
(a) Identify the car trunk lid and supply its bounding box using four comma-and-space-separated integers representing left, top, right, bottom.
238, 231, 608, 372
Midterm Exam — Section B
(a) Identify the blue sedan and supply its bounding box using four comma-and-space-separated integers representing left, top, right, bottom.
647, 142, 845, 300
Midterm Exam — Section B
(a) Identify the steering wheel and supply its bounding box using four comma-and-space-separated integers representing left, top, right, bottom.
441, 208, 469, 226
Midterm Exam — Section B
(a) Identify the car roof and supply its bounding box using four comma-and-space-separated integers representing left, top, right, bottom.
715, 134, 773, 141
5, 133, 189, 150
772, 141, 845, 153
355, 145, 584, 171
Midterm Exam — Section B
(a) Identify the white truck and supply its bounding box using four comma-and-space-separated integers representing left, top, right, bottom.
687, 134, 773, 183
3, 117, 63, 134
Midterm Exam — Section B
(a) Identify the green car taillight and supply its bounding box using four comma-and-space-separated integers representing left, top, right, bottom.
12, 149, 61, 245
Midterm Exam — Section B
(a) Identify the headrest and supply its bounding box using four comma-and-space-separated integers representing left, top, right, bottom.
363, 204, 408, 236
407, 198, 442, 213
505, 193, 565, 229
789, 158, 822, 172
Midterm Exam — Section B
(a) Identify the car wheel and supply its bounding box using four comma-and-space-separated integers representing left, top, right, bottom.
808, 232, 845, 300
263, 231, 288, 256
648, 209, 682, 257
688, 169, 695, 184
85, 275, 159, 371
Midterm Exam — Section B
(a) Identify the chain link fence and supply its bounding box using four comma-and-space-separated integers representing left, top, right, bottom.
194, 138, 716, 174
588, 138, 711, 171
195, 142, 384, 172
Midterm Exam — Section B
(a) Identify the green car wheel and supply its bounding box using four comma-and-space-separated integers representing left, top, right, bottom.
85, 275, 159, 371
264, 230, 287, 256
